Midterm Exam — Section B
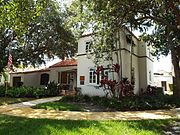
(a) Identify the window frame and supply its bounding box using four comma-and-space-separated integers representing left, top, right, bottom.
88, 68, 110, 85
89, 68, 97, 84
85, 41, 92, 53
40, 73, 49, 85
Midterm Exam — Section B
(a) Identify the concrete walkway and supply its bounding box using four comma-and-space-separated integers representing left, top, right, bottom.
0, 97, 180, 120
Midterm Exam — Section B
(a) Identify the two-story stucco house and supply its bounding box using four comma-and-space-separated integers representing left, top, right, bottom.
9, 28, 154, 97
77, 28, 154, 96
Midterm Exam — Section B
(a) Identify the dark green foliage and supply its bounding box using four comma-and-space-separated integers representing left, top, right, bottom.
0, 85, 61, 98
61, 95, 90, 103
0, 0, 48, 72
6, 87, 45, 98
0, 0, 77, 72
44, 81, 60, 97
61, 95, 180, 111
0, 86, 6, 97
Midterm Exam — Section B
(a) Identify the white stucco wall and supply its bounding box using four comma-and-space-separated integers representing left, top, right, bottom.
10, 71, 50, 87
77, 29, 152, 96
154, 74, 173, 91
138, 41, 154, 92
77, 55, 108, 96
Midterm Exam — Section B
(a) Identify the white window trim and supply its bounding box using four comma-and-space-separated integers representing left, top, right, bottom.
89, 68, 97, 85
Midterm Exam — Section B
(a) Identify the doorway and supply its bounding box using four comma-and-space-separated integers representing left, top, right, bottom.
161, 81, 167, 91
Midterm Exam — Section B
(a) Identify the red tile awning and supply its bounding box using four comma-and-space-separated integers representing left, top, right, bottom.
49, 59, 77, 68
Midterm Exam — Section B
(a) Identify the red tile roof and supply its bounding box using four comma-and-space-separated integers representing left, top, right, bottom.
49, 59, 77, 68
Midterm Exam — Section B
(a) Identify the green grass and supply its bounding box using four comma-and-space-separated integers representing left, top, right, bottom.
0, 97, 34, 105
0, 114, 175, 135
33, 102, 84, 111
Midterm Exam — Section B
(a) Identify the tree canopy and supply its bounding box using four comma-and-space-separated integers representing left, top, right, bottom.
0, 0, 77, 72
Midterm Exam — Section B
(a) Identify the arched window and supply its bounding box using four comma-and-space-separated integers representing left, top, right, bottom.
40, 73, 49, 85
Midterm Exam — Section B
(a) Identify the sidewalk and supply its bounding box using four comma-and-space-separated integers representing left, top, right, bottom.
0, 97, 179, 120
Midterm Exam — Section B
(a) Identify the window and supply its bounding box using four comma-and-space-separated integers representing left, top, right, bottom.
89, 68, 96, 84
40, 73, 49, 85
60, 71, 74, 84
89, 68, 109, 85
85, 41, 92, 53
13, 77, 22, 87
149, 71, 152, 81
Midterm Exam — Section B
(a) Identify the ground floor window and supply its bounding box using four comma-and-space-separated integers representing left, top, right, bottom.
13, 76, 22, 87
89, 68, 96, 84
88, 68, 111, 85
40, 73, 49, 85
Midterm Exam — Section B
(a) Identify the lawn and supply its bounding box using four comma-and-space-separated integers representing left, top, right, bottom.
33, 102, 84, 111
0, 97, 34, 105
0, 114, 174, 135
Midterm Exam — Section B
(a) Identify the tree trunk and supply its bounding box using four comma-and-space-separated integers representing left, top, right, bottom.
171, 48, 180, 97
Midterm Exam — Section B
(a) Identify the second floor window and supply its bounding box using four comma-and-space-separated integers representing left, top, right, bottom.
85, 41, 92, 53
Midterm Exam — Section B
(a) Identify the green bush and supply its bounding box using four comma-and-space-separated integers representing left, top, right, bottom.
5, 86, 45, 98
0, 85, 61, 98
44, 81, 60, 97
0, 86, 6, 97
61, 94, 180, 111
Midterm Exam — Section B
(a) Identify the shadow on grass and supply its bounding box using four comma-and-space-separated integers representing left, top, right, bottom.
0, 115, 107, 135
124, 119, 174, 133
0, 97, 35, 105
0, 114, 174, 135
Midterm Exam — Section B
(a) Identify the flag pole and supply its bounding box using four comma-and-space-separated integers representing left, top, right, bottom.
5, 51, 13, 97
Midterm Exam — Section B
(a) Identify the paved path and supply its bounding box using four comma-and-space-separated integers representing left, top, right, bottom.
0, 97, 180, 120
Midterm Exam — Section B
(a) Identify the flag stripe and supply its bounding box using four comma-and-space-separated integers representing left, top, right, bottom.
7, 54, 13, 70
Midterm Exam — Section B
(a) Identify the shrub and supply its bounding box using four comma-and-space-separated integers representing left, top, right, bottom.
32, 87, 45, 98
61, 94, 180, 111
0, 86, 6, 97
44, 81, 60, 97
5, 86, 45, 98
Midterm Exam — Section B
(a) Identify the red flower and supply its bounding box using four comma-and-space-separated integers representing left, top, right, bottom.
96, 65, 104, 74
113, 63, 120, 73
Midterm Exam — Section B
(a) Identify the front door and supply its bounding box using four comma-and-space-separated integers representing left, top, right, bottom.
59, 71, 77, 90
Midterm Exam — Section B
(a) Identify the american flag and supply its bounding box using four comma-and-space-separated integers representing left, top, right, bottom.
7, 53, 13, 70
